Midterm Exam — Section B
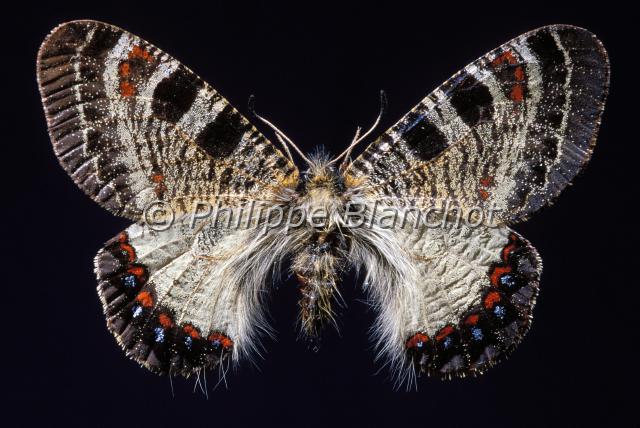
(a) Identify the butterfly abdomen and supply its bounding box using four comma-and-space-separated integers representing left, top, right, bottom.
292, 230, 347, 339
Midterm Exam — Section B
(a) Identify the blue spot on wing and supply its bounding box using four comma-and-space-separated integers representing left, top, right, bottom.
443, 337, 453, 349
122, 274, 137, 288
500, 274, 515, 288
132, 306, 142, 318
471, 327, 484, 342
154, 327, 165, 343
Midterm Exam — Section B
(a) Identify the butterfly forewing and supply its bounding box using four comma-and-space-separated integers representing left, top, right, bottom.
37, 20, 298, 220
346, 25, 608, 224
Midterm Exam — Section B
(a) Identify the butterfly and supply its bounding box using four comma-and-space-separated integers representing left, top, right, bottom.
37, 20, 609, 382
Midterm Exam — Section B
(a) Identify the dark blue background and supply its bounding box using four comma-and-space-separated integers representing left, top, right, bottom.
4, 2, 634, 426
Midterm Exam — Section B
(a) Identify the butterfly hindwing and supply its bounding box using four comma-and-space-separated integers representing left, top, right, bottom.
95, 214, 281, 376
355, 217, 541, 380
345, 25, 608, 224
94, 220, 220, 375
401, 226, 541, 378
37, 20, 298, 219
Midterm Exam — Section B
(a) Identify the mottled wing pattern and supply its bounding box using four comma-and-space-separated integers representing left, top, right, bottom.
38, 20, 297, 376
350, 25, 607, 379
37, 20, 297, 219
390, 224, 541, 378
346, 25, 608, 223
94, 215, 275, 376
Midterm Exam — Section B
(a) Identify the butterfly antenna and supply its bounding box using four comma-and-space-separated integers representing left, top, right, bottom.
330, 90, 387, 169
248, 95, 312, 166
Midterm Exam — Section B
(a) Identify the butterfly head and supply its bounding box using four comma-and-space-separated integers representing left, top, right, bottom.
302, 150, 344, 192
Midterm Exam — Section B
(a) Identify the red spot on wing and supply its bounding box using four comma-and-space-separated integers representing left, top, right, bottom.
406, 333, 429, 349
158, 313, 173, 328
490, 265, 512, 286
127, 265, 146, 281
492, 51, 525, 103
119, 47, 153, 98
492, 50, 517, 67
136, 291, 154, 308
502, 234, 518, 261
514, 66, 525, 81
208, 332, 233, 349
119, 62, 130, 77
120, 242, 136, 262
502, 243, 516, 261
464, 314, 480, 326
183, 324, 201, 339
435, 325, 455, 341
479, 175, 494, 200
483, 291, 502, 309
151, 174, 167, 198
480, 176, 494, 187
120, 81, 136, 97
129, 45, 154, 62
118, 232, 129, 243
510, 84, 524, 103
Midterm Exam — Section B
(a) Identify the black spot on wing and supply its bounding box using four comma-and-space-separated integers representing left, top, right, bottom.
401, 112, 448, 161
513, 28, 569, 211
527, 29, 567, 127
527, 29, 566, 85
152, 66, 202, 123
449, 74, 494, 127
274, 156, 288, 169
351, 159, 367, 174
82, 25, 120, 57
530, 161, 547, 187
79, 65, 100, 82
546, 107, 565, 129
554, 26, 609, 151
194, 105, 249, 158
260, 143, 275, 158
541, 137, 558, 161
